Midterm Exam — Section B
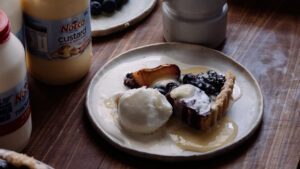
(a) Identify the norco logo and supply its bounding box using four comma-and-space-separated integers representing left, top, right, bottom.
61, 18, 86, 32
15, 81, 29, 104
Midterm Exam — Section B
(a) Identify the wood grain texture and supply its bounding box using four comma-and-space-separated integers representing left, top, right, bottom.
22, 0, 299, 168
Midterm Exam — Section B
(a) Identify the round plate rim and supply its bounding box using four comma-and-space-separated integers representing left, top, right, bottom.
86, 42, 264, 161
91, 0, 157, 37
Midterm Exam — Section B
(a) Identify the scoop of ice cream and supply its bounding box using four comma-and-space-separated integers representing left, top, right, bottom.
117, 87, 172, 133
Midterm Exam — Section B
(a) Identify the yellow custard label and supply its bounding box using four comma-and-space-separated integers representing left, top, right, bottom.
24, 7, 91, 60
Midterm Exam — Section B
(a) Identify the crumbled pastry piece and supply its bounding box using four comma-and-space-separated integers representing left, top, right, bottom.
0, 149, 51, 169
124, 64, 180, 88
117, 87, 172, 134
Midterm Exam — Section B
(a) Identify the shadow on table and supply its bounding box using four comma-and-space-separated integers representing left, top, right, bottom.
28, 76, 77, 132
229, 0, 300, 15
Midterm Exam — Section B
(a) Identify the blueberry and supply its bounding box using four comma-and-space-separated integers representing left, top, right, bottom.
203, 83, 217, 95
194, 78, 204, 88
182, 74, 196, 83
90, 1, 103, 15
196, 73, 204, 79
199, 70, 225, 94
154, 86, 168, 95
102, 0, 117, 13
204, 70, 225, 92
166, 82, 179, 91
182, 73, 200, 87
207, 70, 217, 76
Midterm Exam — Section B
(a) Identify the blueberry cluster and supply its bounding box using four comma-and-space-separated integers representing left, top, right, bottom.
153, 70, 225, 96
154, 82, 179, 95
90, 0, 128, 16
181, 70, 225, 96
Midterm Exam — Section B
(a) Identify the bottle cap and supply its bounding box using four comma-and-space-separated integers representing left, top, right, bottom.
0, 10, 11, 44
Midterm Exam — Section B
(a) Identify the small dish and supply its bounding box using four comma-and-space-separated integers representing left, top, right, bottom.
86, 43, 263, 161
91, 0, 156, 36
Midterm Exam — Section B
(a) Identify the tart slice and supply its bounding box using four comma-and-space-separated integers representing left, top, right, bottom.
123, 64, 236, 131
167, 71, 235, 130
0, 149, 52, 169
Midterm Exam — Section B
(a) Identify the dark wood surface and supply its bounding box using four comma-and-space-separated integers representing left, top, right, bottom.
23, 0, 300, 168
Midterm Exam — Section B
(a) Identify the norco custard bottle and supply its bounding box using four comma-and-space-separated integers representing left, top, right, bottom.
22, 0, 93, 85
0, 11, 32, 152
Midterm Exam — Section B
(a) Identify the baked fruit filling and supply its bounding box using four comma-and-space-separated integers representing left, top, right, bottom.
123, 64, 235, 131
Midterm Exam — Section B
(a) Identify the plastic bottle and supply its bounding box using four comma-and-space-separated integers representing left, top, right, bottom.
0, 10, 32, 152
23, 0, 93, 85
0, 0, 23, 41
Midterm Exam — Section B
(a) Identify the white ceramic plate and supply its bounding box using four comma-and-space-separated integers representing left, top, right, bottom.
91, 0, 157, 36
86, 43, 263, 161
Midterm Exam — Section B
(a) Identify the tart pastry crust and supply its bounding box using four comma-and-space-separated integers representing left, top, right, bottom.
202, 71, 236, 130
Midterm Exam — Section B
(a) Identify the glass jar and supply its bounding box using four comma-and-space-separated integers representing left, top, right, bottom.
163, 0, 228, 48
23, 0, 93, 85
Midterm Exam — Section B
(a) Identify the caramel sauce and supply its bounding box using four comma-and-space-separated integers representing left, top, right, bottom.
232, 83, 242, 101
181, 66, 211, 74
168, 117, 238, 152
104, 97, 117, 109
104, 96, 120, 122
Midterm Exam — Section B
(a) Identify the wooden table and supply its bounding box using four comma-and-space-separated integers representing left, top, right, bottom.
23, 0, 300, 168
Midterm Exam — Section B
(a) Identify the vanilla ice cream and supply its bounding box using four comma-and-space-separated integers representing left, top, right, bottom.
117, 87, 173, 134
